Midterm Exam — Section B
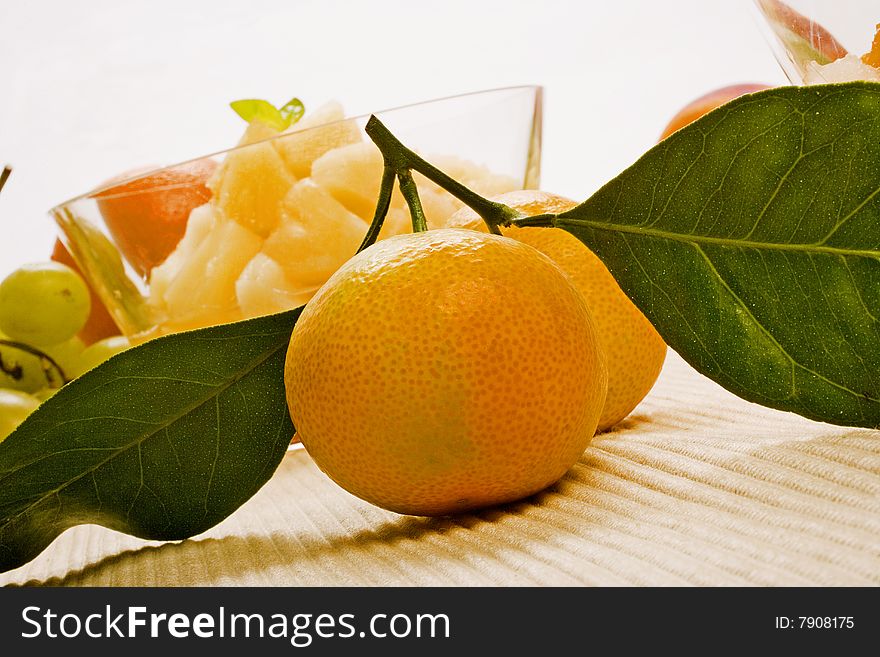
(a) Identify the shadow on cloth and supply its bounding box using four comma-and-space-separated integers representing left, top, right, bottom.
11, 498, 548, 587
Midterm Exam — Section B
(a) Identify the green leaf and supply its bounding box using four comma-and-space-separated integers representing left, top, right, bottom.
558, 82, 880, 428
279, 97, 305, 127
230, 97, 305, 131
230, 99, 287, 131
0, 307, 301, 572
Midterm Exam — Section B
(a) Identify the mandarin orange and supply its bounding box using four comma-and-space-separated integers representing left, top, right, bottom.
285, 228, 607, 516
447, 191, 666, 432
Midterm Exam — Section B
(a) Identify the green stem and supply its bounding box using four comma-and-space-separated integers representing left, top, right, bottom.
397, 170, 428, 233
0, 339, 69, 387
364, 116, 522, 236
0, 166, 11, 196
509, 213, 557, 228
356, 164, 396, 254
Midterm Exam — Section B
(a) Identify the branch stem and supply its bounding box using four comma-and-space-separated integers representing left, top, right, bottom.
0, 166, 11, 196
509, 213, 558, 228
356, 165, 396, 254
397, 169, 428, 233
365, 116, 522, 235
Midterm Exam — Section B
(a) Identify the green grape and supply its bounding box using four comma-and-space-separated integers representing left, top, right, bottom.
0, 262, 91, 346
0, 331, 64, 392
0, 388, 39, 443
0, 341, 44, 392
74, 335, 131, 377
42, 336, 86, 381
32, 388, 56, 402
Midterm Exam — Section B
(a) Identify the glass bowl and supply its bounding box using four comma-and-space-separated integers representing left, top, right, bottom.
752, 0, 880, 84
51, 86, 543, 341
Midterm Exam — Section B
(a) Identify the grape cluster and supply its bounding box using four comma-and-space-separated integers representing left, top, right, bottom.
0, 262, 130, 442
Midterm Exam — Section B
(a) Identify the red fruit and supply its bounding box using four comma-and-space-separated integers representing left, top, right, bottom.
659, 84, 772, 141
761, 0, 847, 64
94, 158, 217, 278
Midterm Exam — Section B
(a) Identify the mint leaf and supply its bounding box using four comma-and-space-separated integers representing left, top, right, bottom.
279, 97, 305, 128
230, 99, 286, 130
230, 97, 305, 131
559, 82, 880, 428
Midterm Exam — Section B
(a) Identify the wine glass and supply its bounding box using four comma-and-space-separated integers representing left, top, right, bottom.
751, 0, 879, 83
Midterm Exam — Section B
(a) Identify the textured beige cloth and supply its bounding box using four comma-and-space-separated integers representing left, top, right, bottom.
2, 352, 878, 586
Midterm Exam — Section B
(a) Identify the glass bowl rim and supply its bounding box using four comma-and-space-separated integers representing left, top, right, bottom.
50, 84, 543, 211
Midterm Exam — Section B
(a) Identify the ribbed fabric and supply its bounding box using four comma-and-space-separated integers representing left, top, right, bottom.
3, 352, 878, 586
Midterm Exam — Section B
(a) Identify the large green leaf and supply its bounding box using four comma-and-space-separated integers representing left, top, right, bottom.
557, 82, 880, 428
0, 307, 301, 572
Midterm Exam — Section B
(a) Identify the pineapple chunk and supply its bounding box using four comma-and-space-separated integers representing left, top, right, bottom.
237, 120, 281, 146
263, 179, 368, 290
162, 219, 262, 328
275, 101, 362, 179
379, 206, 414, 239
149, 203, 215, 304
236, 253, 314, 318
427, 155, 519, 199
311, 142, 404, 220
209, 135, 295, 238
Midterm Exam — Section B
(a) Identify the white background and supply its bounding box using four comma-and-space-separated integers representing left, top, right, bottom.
0, 0, 786, 278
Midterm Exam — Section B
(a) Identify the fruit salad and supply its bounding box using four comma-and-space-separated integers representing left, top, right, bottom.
804, 23, 880, 83
143, 101, 519, 335
757, 0, 880, 83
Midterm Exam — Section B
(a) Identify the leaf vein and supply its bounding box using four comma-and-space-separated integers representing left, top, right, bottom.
696, 246, 876, 412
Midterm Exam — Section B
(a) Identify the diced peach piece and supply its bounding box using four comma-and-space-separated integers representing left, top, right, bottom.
425, 156, 519, 200
263, 179, 368, 290
236, 253, 314, 318
274, 101, 362, 179
149, 203, 216, 304
162, 218, 262, 327
237, 120, 281, 146
310, 142, 397, 220
209, 136, 295, 238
